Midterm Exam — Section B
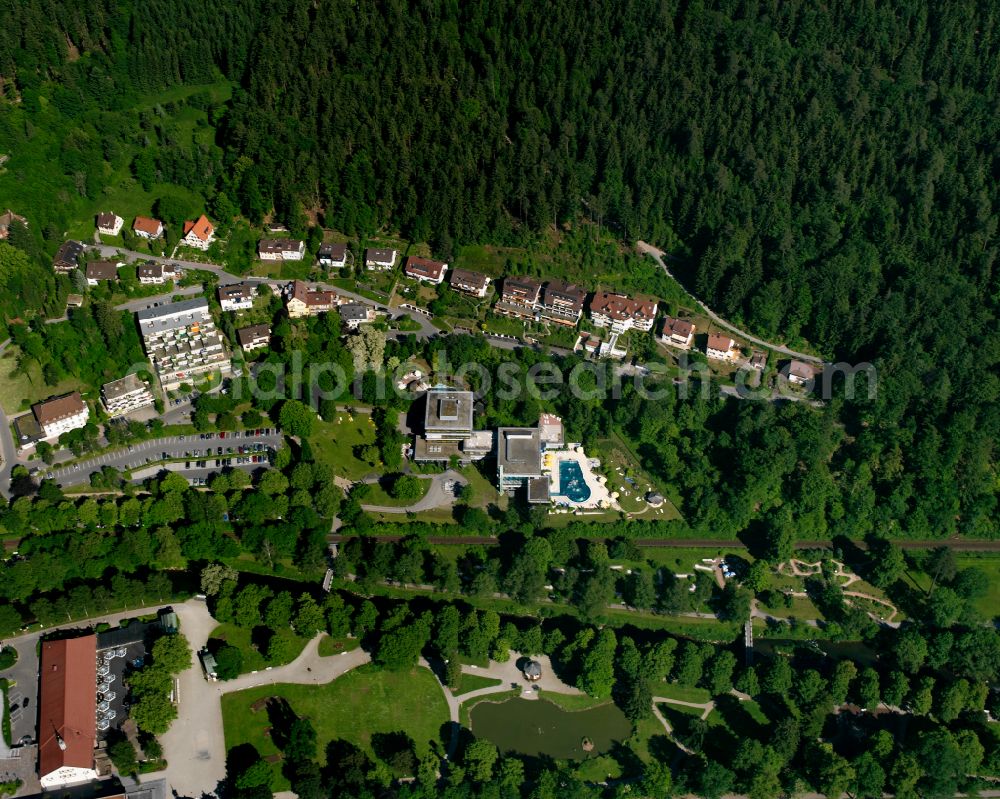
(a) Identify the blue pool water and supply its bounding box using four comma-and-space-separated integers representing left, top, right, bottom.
558, 460, 592, 503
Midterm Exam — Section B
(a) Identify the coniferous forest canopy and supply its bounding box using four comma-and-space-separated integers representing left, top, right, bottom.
0, 0, 998, 537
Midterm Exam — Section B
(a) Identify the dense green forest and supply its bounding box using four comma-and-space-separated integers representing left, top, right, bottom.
0, 0, 997, 537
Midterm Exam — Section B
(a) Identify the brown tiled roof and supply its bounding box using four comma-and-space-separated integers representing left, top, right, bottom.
589, 291, 657, 322
706, 333, 735, 352
0, 209, 27, 228
365, 247, 396, 263
238, 324, 271, 347
39, 635, 97, 778
259, 238, 304, 255
183, 215, 214, 241
541, 279, 585, 309
661, 316, 694, 338
33, 392, 86, 426
219, 283, 256, 301
787, 360, 815, 380
96, 212, 118, 228
85, 261, 119, 281
501, 276, 541, 302
289, 280, 336, 306
404, 256, 447, 280
450, 268, 489, 291
133, 216, 162, 236
137, 262, 165, 279
319, 243, 347, 260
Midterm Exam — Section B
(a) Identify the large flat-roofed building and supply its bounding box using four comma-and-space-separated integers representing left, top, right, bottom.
137, 298, 231, 390
413, 387, 492, 463
497, 426, 543, 493
33, 392, 90, 439
101, 374, 155, 417
423, 388, 474, 441
38, 635, 98, 789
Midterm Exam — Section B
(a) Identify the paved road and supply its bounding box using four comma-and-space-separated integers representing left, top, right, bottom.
41, 429, 282, 487
161, 601, 370, 798
361, 469, 466, 514
637, 241, 824, 364
88, 245, 440, 339
328, 533, 1000, 552
0, 339, 16, 497
115, 284, 203, 313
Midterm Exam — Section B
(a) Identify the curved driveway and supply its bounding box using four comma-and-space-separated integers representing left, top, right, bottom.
637, 241, 824, 364
160, 601, 370, 798
88, 245, 439, 338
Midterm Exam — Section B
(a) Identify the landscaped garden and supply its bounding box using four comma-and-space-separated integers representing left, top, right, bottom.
221, 665, 449, 788
208, 623, 309, 674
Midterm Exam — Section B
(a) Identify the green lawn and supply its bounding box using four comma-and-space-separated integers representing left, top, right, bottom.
597, 432, 683, 520
363, 478, 431, 507
208, 623, 309, 674
535, 691, 614, 711
652, 683, 712, 704
452, 672, 503, 695
222, 665, 449, 787
954, 556, 1000, 619
317, 636, 361, 657
308, 413, 378, 480
0, 345, 87, 414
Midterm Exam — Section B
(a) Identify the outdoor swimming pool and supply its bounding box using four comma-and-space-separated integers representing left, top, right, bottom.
557, 460, 592, 503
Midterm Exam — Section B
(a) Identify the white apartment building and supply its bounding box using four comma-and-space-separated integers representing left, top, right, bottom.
218, 283, 257, 312
259, 238, 306, 261
33, 392, 90, 439
137, 298, 232, 390
588, 292, 657, 333
101, 374, 155, 417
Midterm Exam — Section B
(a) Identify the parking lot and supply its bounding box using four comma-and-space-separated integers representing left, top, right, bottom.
42, 429, 283, 487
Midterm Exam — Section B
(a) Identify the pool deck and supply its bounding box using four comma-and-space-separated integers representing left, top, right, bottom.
544, 447, 615, 510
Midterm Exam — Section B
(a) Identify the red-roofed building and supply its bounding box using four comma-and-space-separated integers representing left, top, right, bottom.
182, 215, 215, 250
132, 216, 163, 239
588, 292, 658, 333
404, 256, 448, 284
38, 635, 98, 789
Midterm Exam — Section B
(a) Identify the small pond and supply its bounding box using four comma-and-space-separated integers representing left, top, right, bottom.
557, 460, 592, 503
754, 638, 878, 666
470, 697, 631, 759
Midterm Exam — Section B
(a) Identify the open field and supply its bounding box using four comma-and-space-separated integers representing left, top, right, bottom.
452, 673, 503, 695
0, 345, 87, 415
222, 665, 449, 787
308, 413, 377, 480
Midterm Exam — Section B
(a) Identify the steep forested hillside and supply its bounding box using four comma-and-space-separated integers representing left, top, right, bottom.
221, 0, 1000, 538
0, 0, 997, 537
